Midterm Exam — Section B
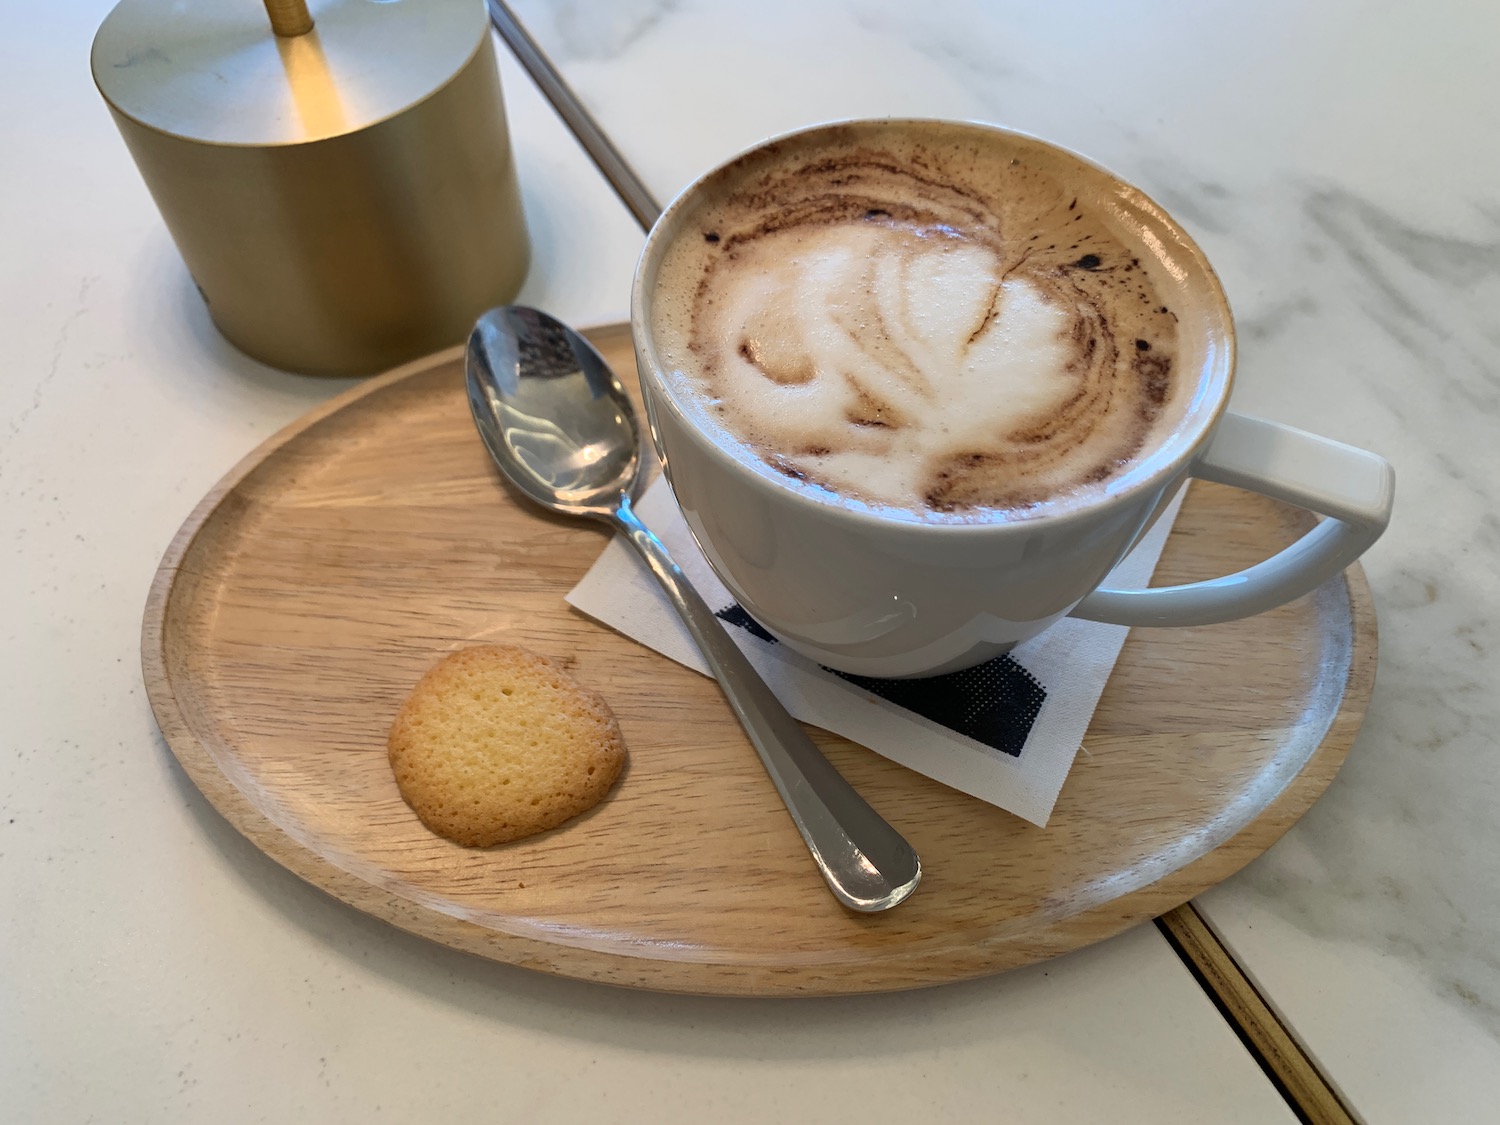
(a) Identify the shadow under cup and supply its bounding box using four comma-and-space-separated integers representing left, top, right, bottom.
630, 118, 1237, 679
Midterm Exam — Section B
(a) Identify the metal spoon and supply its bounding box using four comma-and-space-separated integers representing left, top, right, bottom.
465, 306, 921, 912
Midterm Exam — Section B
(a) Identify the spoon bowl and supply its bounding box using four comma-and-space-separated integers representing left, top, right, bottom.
467, 306, 643, 517
465, 306, 921, 912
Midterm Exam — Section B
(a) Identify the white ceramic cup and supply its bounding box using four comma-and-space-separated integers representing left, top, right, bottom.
631, 119, 1394, 678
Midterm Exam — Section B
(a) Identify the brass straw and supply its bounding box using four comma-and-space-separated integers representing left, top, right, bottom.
263, 0, 314, 38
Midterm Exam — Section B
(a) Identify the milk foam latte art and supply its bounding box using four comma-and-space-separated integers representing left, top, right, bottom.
634, 121, 1391, 676
651, 127, 1193, 520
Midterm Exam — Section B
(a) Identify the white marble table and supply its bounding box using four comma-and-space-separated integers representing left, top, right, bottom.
0, 3, 1297, 1122
1, 0, 1489, 1121
506, 0, 1500, 1119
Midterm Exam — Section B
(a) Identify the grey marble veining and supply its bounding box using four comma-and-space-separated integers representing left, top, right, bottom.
510, 0, 1500, 1113
522, 0, 680, 63
1173, 160, 1500, 1033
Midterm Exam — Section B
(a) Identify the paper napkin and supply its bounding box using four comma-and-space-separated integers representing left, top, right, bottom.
567, 478, 1185, 826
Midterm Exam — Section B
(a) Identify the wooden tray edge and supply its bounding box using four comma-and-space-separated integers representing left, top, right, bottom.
139, 326, 1377, 996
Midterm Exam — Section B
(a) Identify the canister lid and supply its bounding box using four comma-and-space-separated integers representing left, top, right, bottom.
91, 0, 487, 146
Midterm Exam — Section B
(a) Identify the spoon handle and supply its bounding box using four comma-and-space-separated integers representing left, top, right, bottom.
610, 496, 921, 912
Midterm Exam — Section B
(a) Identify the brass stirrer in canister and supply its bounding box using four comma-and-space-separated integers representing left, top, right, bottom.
93, 0, 531, 376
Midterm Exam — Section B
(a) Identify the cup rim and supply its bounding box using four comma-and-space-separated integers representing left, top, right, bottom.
630, 116, 1237, 535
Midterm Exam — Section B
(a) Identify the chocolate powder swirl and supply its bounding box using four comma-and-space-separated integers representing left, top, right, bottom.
653, 133, 1183, 519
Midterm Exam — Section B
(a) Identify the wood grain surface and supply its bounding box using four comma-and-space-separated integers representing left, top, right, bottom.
141, 323, 1377, 996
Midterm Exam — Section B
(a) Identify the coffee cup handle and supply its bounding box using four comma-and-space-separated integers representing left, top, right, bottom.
1071, 412, 1394, 627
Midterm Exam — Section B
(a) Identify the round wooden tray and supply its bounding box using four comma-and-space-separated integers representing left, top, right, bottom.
142, 323, 1376, 996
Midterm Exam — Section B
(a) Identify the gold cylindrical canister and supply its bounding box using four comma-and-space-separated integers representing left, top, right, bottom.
92, 0, 530, 375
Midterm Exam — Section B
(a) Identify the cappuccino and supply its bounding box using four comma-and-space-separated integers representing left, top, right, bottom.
651, 123, 1192, 521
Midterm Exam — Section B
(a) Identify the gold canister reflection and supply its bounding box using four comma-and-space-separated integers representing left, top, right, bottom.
93, 0, 530, 376
276, 28, 348, 138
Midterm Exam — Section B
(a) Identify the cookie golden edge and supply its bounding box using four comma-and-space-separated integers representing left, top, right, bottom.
387, 644, 627, 847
